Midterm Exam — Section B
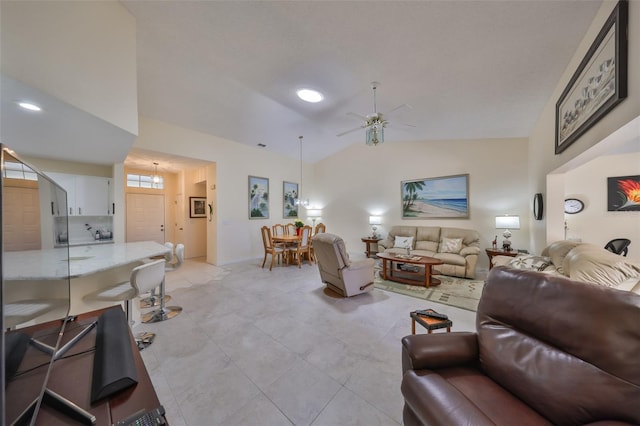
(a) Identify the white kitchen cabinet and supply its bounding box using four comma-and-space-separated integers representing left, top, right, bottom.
46, 173, 112, 216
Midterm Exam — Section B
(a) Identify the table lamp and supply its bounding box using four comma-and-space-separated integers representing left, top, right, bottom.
307, 209, 322, 227
495, 215, 520, 251
369, 216, 382, 238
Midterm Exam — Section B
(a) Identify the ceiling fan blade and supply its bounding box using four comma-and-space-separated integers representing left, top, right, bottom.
346, 111, 369, 121
384, 103, 413, 116
337, 125, 367, 137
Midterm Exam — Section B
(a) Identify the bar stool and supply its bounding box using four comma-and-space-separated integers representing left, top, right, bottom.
83, 259, 166, 348
141, 247, 183, 323
140, 242, 174, 308
165, 243, 184, 271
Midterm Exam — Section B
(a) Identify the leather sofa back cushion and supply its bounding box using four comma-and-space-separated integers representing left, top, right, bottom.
563, 243, 640, 288
477, 267, 640, 425
440, 227, 480, 247
414, 227, 441, 252
541, 240, 582, 275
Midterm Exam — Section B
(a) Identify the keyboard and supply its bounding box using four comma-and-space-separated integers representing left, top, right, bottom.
113, 406, 166, 426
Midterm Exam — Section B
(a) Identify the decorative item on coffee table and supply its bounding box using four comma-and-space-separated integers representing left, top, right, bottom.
410, 309, 452, 334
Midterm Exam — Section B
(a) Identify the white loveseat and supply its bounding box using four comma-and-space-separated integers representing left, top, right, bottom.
377, 225, 481, 278
492, 240, 640, 294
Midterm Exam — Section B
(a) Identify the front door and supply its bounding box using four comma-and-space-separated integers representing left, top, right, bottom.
126, 193, 165, 244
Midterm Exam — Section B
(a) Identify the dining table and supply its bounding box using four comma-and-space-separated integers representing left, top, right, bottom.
272, 234, 303, 265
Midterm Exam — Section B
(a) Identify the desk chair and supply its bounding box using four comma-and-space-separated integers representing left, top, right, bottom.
604, 238, 631, 257
84, 259, 166, 347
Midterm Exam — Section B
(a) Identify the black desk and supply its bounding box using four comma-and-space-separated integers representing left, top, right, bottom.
5, 306, 164, 425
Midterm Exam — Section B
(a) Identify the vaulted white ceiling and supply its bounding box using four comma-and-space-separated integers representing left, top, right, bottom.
1, 1, 605, 168
122, 0, 602, 164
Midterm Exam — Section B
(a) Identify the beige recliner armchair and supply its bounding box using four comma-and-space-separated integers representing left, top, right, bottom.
312, 233, 375, 297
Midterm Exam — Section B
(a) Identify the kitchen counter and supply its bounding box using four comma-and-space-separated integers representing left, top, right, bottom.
4, 241, 169, 280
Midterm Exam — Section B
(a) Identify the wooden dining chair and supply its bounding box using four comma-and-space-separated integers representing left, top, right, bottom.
261, 226, 285, 271
272, 223, 285, 237
285, 223, 296, 235
310, 222, 326, 263
287, 225, 313, 268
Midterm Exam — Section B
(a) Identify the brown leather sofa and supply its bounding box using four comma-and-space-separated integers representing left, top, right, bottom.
401, 267, 640, 426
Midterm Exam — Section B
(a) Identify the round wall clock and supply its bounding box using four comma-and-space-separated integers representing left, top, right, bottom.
564, 198, 584, 214
533, 193, 543, 220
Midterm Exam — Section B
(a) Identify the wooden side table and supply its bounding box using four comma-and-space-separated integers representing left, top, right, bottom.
410, 310, 452, 334
361, 237, 381, 258
485, 248, 519, 269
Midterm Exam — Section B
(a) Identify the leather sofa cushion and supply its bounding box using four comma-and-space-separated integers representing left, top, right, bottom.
402, 368, 551, 426
434, 252, 466, 266
477, 268, 640, 425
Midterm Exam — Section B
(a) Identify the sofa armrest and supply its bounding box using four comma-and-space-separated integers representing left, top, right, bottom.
377, 237, 393, 251
460, 246, 480, 257
402, 332, 478, 373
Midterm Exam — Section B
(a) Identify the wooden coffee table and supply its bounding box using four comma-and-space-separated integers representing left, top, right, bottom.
377, 252, 444, 287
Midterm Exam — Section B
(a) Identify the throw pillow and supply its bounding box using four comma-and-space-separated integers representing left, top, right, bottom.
508, 254, 551, 271
393, 236, 414, 249
440, 237, 463, 254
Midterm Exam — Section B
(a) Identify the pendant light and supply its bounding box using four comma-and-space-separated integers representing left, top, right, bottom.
295, 136, 309, 207
152, 162, 160, 186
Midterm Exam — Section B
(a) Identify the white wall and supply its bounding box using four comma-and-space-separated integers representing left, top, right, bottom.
312, 138, 529, 271
563, 152, 640, 261
134, 117, 311, 265
528, 0, 640, 254
1, 1, 138, 135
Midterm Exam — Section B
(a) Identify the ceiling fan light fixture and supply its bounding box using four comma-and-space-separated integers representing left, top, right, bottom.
296, 88, 324, 103
366, 123, 384, 146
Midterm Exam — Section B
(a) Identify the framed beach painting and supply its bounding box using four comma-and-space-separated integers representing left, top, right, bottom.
283, 181, 298, 218
402, 174, 469, 219
607, 174, 640, 211
249, 175, 269, 219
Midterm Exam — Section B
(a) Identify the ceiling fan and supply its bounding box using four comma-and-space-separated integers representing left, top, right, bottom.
337, 81, 414, 146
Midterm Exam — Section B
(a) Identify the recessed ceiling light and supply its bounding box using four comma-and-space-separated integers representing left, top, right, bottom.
17, 101, 42, 112
296, 88, 324, 103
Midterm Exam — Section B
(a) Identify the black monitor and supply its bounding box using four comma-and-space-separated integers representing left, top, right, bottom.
1, 144, 71, 425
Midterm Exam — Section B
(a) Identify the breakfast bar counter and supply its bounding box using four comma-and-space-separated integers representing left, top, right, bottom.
5, 241, 170, 317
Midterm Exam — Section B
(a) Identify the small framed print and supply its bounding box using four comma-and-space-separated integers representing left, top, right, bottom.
190, 197, 207, 218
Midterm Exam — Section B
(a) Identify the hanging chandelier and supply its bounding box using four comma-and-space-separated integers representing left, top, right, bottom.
295, 135, 309, 207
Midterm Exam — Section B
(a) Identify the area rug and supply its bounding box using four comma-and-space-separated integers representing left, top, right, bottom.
374, 273, 484, 312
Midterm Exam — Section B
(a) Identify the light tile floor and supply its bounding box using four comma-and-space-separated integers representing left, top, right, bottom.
134, 254, 479, 426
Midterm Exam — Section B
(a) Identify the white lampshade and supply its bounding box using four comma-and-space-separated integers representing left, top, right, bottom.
307, 209, 322, 218
369, 215, 382, 225
495, 215, 520, 230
